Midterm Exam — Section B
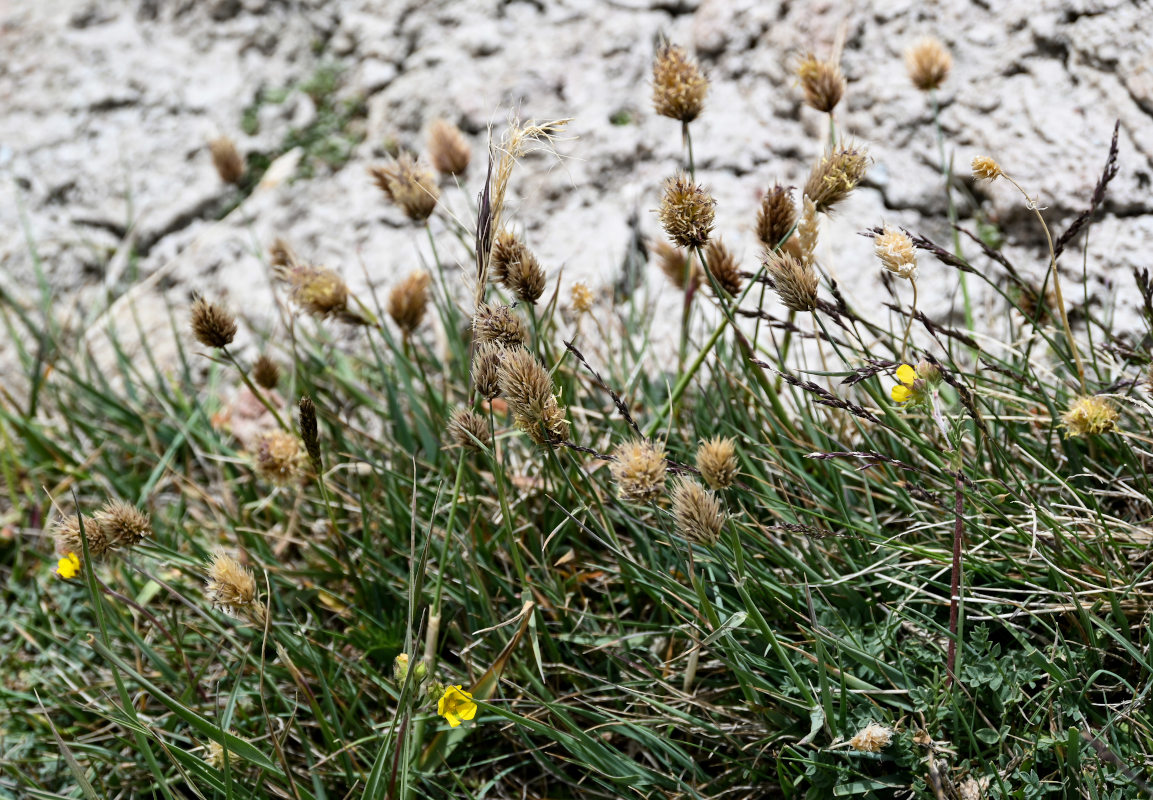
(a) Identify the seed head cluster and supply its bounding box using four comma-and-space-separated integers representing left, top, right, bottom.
849, 723, 893, 753
473, 303, 529, 349
190, 297, 238, 349
252, 354, 280, 390
659, 172, 715, 249
571, 281, 594, 314
651, 42, 708, 123
288, 265, 350, 318
369, 153, 440, 222
874, 225, 918, 281
797, 55, 845, 113
427, 119, 471, 176
654, 240, 700, 293
490, 230, 546, 304
205, 550, 266, 625
496, 348, 568, 446
388, 270, 431, 335
757, 184, 797, 251
209, 136, 245, 185
610, 439, 667, 503
472, 342, 504, 400
1061, 395, 1119, 438
53, 500, 153, 559
765, 249, 819, 312
804, 146, 869, 214
671, 477, 725, 546
696, 436, 738, 490
447, 407, 491, 451
905, 37, 952, 92
254, 429, 302, 484
971, 155, 1003, 182
704, 238, 743, 296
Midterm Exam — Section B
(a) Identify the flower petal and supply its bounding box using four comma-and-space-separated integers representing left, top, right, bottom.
458, 702, 477, 721
445, 712, 461, 727
896, 364, 917, 385
891, 385, 911, 403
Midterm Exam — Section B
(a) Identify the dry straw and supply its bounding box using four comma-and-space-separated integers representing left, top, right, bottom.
659, 172, 715, 248
490, 229, 545, 304
209, 136, 245, 185
651, 41, 708, 123
190, 297, 237, 349
696, 436, 738, 490
804, 145, 869, 213
205, 550, 267, 625
496, 349, 568, 446
427, 119, 471, 176
757, 183, 797, 251
797, 54, 845, 113
905, 37, 952, 92
388, 270, 431, 336
473, 303, 528, 349
704, 238, 743, 296
447, 407, 492, 451
610, 439, 667, 503
369, 152, 440, 222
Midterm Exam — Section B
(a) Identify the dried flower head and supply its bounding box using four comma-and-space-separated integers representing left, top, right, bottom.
610, 438, 667, 503
253, 429, 302, 484
652, 42, 708, 123
765, 248, 819, 312
427, 119, 471, 176
757, 183, 798, 251
797, 54, 845, 113
671, 477, 725, 545
472, 342, 504, 399
796, 196, 819, 266
269, 238, 299, 271
571, 281, 593, 314
654, 240, 701, 293
906, 37, 952, 92
205, 550, 266, 624
490, 230, 545, 304
849, 722, 893, 753
252, 354, 281, 390
369, 152, 440, 222
958, 776, 991, 800
804, 146, 869, 214
93, 500, 152, 551
209, 136, 245, 185
971, 156, 1003, 182
704, 238, 743, 296
696, 436, 738, 490
874, 225, 918, 281
473, 303, 528, 349
1061, 395, 1119, 438
52, 512, 110, 559
447, 407, 492, 451
190, 296, 238, 349
284, 265, 350, 318
497, 348, 568, 446
659, 172, 715, 248
298, 395, 322, 472
388, 270, 431, 335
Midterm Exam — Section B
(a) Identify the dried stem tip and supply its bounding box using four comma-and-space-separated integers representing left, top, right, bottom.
704, 238, 743, 296
428, 119, 471, 176
496, 348, 569, 446
252, 354, 281, 390
610, 438, 667, 503
659, 172, 715, 248
209, 136, 245, 185
765, 249, 819, 312
369, 152, 440, 222
757, 183, 797, 251
696, 436, 738, 490
971, 156, 1003, 182
490, 230, 546, 304
447, 407, 492, 451
671, 477, 725, 546
652, 42, 708, 123
388, 270, 431, 335
473, 303, 528, 349
190, 296, 238, 349
874, 225, 918, 281
205, 550, 266, 625
797, 55, 845, 113
804, 145, 869, 214
905, 37, 952, 92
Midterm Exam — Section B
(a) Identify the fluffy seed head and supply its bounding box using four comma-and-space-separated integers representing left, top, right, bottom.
610, 439, 667, 503
253, 430, 302, 484
571, 281, 593, 314
652, 42, 708, 123
659, 172, 715, 248
654, 240, 701, 293
874, 225, 918, 281
850, 722, 893, 753
205, 551, 265, 624
671, 477, 725, 545
804, 146, 869, 214
388, 270, 431, 335
252, 354, 280, 390
209, 136, 245, 185
704, 238, 743, 296
93, 500, 152, 551
905, 37, 952, 92
287, 265, 350, 318
447, 407, 492, 451
971, 156, 1003, 182
765, 248, 819, 312
696, 436, 738, 490
490, 230, 545, 304
797, 55, 845, 113
369, 153, 440, 222
1061, 395, 1119, 438
472, 342, 504, 400
53, 512, 110, 558
496, 349, 568, 446
757, 183, 797, 251
427, 119, 471, 176
473, 303, 528, 349
190, 297, 238, 349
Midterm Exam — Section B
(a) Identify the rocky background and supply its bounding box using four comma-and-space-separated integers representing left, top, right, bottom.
2, 0, 1151, 378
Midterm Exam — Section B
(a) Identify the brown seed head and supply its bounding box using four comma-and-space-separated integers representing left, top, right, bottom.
53, 512, 110, 558
369, 153, 440, 222
388, 270, 431, 335
93, 500, 151, 551
804, 146, 869, 214
209, 136, 245, 185
252, 354, 280, 390
765, 248, 819, 312
874, 225, 918, 281
971, 156, 1003, 182
287, 265, 350, 318
905, 37, 952, 92
704, 238, 743, 296
298, 395, 321, 471
1061, 395, 1119, 438
269, 238, 299, 272
472, 342, 504, 400
490, 229, 545, 304
652, 42, 708, 123
757, 183, 797, 251
190, 296, 238, 349
205, 550, 266, 624
671, 477, 725, 546
447, 407, 492, 451
610, 439, 667, 503
473, 303, 528, 349
253, 429, 302, 484
696, 436, 738, 490
427, 119, 471, 176
496, 348, 568, 446
797, 55, 845, 113
571, 281, 594, 314
659, 172, 715, 248
849, 723, 893, 753
654, 240, 701, 293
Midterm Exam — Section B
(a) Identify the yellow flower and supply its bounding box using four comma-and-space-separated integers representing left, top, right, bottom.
56, 552, 81, 579
890, 364, 919, 403
437, 685, 477, 728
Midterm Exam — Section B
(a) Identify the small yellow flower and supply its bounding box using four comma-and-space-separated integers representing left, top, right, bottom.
437, 685, 477, 728
890, 363, 919, 403
56, 552, 81, 579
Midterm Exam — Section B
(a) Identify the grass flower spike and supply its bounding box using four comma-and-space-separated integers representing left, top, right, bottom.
496, 348, 568, 446
447, 407, 491, 451
388, 270, 431, 336
704, 238, 743, 296
205, 551, 266, 625
849, 722, 893, 753
651, 41, 708, 123
190, 297, 237, 349
906, 37, 952, 92
571, 281, 593, 313
797, 54, 845, 113
369, 152, 440, 222
427, 119, 471, 176
757, 183, 797, 251
874, 225, 917, 281
254, 430, 302, 484
696, 436, 738, 490
209, 136, 245, 185
437, 685, 477, 728
671, 477, 725, 545
610, 439, 667, 503
659, 172, 715, 248
765, 249, 819, 312
1061, 395, 1118, 438
804, 146, 869, 214
473, 303, 529, 349
971, 156, 1003, 182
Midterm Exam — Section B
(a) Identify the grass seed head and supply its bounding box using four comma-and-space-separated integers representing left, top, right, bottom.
93, 500, 151, 551
254, 429, 302, 484
388, 270, 431, 335
797, 54, 845, 113
252, 354, 281, 390
654, 240, 701, 293
496, 348, 568, 446
652, 42, 708, 123
53, 512, 110, 558
804, 145, 869, 214
704, 238, 743, 296
190, 296, 238, 349
874, 225, 918, 281
472, 342, 505, 400
696, 436, 738, 490
610, 439, 667, 503
906, 37, 952, 92
659, 172, 715, 249
428, 119, 471, 176
473, 303, 528, 349
448, 407, 492, 451
298, 395, 321, 470
757, 183, 798, 251
1061, 395, 1119, 438
288, 265, 350, 318
971, 155, 1003, 182
671, 477, 725, 545
849, 722, 893, 752
209, 136, 245, 185
205, 550, 265, 625
490, 229, 545, 304
571, 281, 593, 314
765, 248, 819, 312
369, 152, 440, 222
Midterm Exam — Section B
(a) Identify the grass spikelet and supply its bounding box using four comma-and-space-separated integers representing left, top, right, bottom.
671, 477, 724, 545
797, 54, 845, 113
1061, 395, 1119, 438
696, 436, 738, 489
472, 342, 504, 399
571, 281, 593, 313
286, 265, 351, 319
52, 512, 109, 558
874, 225, 918, 281
703, 238, 743, 296
610, 439, 666, 503
253, 430, 302, 484
971, 155, 1003, 182
651, 40, 708, 123
906, 37, 952, 92
473, 303, 528, 349
369, 152, 440, 222
447, 407, 491, 451
252, 354, 280, 390
654, 240, 700, 292
496, 348, 568, 446
765, 248, 819, 312
659, 172, 715, 248
757, 183, 797, 251
849, 723, 893, 753
209, 136, 245, 185
490, 229, 545, 304
190, 296, 237, 349
93, 500, 152, 551
428, 119, 471, 176
205, 551, 266, 625
388, 270, 431, 336
803, 145, 869, 213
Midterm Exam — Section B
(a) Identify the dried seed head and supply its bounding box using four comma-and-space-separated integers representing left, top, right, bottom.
252, 354, 280, 390
971, 156, 1003, 182
610, 439, 667, 503
53, 512, 110, 558
93, 500, 151, 551
671, 477, 725, 546
369, 152, 440, 222
388, 270, 431, 335
849, 722, 893, 753
1061, 395, 1119, 438
874, 225, 918, 281
905, 37, 952, 92
209, 136, 245, 185
472, 342, 504, 400
652, 42, 708, 123
765, 248, 819, 312
473, 303, 528, 349
190, 296, 238, 349
205, 550, 265, 624
497, 348, 568, 446
659, 172, 715, 249
696, 436, 738, 490
269, 238, 299, 271
757, 183, 798, 251
287, 265, 350, 318
571, 281, 593, 314
447, 407, 492, 451
654, 240, 701, 293
797, 55, 845, 113
490, 230, 545, 304
427, 119, 471, 176
704, 238, 743, 296
804, 146, 869, 214
298, 395, 321, 471
253, 429, 302, 484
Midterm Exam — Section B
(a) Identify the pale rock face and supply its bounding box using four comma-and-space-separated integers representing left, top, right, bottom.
1, 0, 1150, 385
